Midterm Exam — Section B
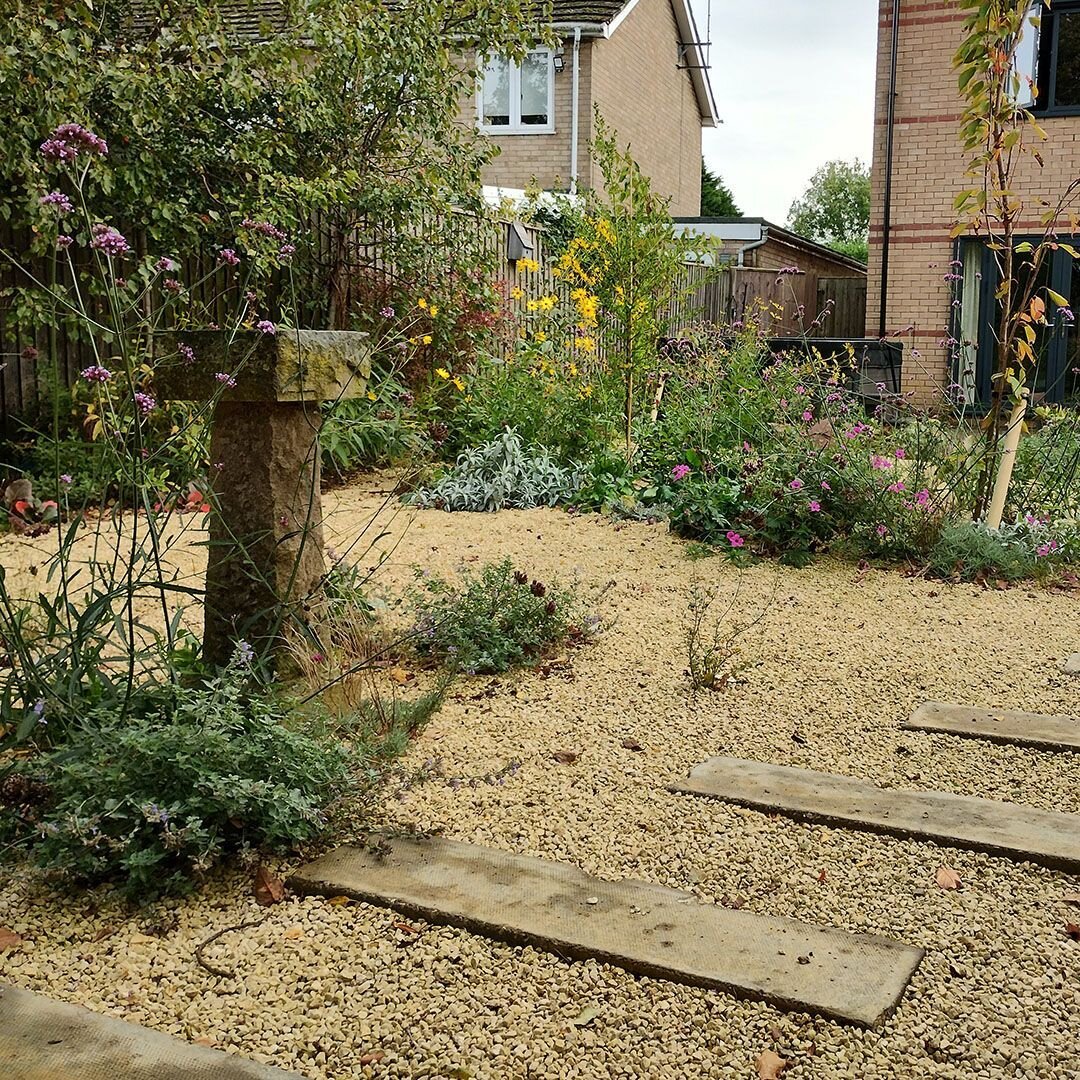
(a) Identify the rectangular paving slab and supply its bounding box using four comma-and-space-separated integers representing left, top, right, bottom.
288, 833, 922, 1028
904, 701, 1080, 752
672, 757, 1080, 872
0, 982, 304, 1080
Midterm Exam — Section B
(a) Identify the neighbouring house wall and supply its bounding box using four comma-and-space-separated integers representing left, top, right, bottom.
744, 236, 866, 281
467, 42, 593, 195
867, 0, 1080, 403
588, 0, 703, 215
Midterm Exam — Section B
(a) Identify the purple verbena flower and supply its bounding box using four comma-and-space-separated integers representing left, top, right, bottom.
178, 342, 196, 365
134, 392, 156, 415
256, 320, 276, 335
40, 191, 73, 214
218, 248, 240, 267
278, 244, 296, 261
90, 224, 129, 257
39, 123, 108, 163
215, 372, 237, 389
60, 474, 72, 486
155, 257, 177, 272
56, 235, 74, 250
81, 364, 112, 383
380, 305, 396, 318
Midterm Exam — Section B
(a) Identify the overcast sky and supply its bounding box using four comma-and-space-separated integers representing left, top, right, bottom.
692, 0, 878, 222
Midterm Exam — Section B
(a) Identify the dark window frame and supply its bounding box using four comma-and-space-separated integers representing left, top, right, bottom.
1032, 0, 1080, 116
955, 237, 1078, 406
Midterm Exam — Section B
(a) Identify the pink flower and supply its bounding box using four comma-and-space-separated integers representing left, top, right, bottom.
671, 464, 692, 482
808, 500, 821, 513
81, 364, 112, 383
820, 480, 831, 491
789, 478, 804, 491
215, 372, 237, 389
876, 524, 889, 538
256, 320, 277, 335
218, 248, 240, 267
887, 481, 906, 494
802, 410, 814, 422
726, 531, 745, 548
795, 384, 807, 395
894, 448, 906, 460
870, 455, 894, 470
915, 489, 930, 507
90, 224, 129, 257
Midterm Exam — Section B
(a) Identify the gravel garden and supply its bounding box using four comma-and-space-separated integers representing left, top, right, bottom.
2, 486, 1079, 1079
3, 4, 1080, 1078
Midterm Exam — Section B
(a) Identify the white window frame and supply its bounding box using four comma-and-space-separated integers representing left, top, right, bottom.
477, 50, 555, 135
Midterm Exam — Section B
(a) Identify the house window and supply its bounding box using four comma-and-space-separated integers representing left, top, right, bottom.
1026, 1, 1080, 113
957, 238, 1079, 406
479, 51, 554, 133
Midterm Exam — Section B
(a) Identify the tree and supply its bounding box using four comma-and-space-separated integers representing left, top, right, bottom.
787, 159, 870, 263
0, 0, 551, 325
701, 161, 740, 217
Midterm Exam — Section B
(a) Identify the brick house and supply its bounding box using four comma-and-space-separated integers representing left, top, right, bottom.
475, 0, 718, 216
868, 0, 1080, 406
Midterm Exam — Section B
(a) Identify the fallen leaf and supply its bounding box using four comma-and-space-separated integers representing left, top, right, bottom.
1063, 892, 1080, 907
551, 750, 579, 765
254, 866, 285, 906
327, 895, 354, 906
129, 932, 158, 944
358, 1051, 385, 1066
389, 667, 412, 685
0, 927, 24, 952
621, 738, 645, 752
817, 869, 827, 884
194, 1037, 216, 1048
935, 866, 962, 890
1066, 923, 1080, 942
283, 926, 305, 940
756, 1049, 788, 1079
392, 921, 420, 935
572, 1003, 603, 1027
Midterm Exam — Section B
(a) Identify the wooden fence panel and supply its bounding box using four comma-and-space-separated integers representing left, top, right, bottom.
818, 277, 868, 340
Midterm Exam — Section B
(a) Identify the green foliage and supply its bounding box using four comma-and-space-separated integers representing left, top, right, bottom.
408, 558, 591, 674
404, 429, 583, 511
1, 667, 353, 899
700, 161, 740, 217
787, 159, 870, 264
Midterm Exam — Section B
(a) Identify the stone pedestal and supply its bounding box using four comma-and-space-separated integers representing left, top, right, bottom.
155, 330, 370, 667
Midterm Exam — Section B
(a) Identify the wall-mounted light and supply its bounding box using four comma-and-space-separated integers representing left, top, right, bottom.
552, 52, 565, 73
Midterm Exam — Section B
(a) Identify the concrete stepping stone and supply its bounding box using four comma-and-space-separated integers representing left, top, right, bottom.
289, 833, 922, 1028
904, 701, 1080, 753
672, 757, 1080, 872
0, 982, 303, 1079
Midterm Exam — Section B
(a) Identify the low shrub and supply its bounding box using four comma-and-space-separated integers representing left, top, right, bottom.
928, 518, 1078, 582
404, 429, 583, 512
408, 558, 595, 674
1, 666, 353, 900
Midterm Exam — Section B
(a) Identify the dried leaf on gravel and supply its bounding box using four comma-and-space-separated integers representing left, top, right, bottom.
358, 1052, 385, 1065
551, 750, 579, 764
254, 866, 285, 906
327, 895, 354, 906
1066, 923, 1080, 942
621, 738, 645, 752
282, 926, 305, 940
1063, 892, 1080, 906
389, 667, 412, 685
392, 921, 420, 935
0, 927, 24, 952
755, 1049, 788, 1078
935, 866, 962, 890
572, 1004, 603, 1027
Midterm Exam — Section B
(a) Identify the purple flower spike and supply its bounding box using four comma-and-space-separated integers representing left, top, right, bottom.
81, 364, 112, 383
40, 191, 74, 214
90, 224, 129, 257
218, 248, 240, 267
256, 320, 277, 335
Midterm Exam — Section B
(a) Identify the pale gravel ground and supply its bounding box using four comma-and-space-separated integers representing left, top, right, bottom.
2, 480, 1080, 1079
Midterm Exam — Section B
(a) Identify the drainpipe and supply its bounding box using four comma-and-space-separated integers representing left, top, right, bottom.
569, 27, 581, 194
736, 227, 769, 267
879, 0, 901, 337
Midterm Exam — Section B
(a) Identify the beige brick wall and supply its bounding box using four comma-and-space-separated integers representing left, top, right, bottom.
867, 0, 1080, 403
470, 0, 705, 213
589, 0, 703, 215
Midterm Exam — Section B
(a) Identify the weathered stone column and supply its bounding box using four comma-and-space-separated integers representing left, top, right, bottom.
156, 330, 370, 667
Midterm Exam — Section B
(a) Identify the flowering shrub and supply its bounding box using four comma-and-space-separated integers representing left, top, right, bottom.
408, 559, 596, 674
1, 664, 353, 899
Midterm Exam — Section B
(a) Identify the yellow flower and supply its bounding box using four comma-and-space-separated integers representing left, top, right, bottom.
422, 335, 432, 345
568, 363, 578, 377
535, 330, 547, 343
539, 295, 557, 312
518, 257, 540, 273
574, 336, 596, 352
510, 286, 524, 300
366, 390, 377, 401
435, 368, 450, 379
452, 376, 465, 392
429, 304, 439, 316
526, 299, 539, 312
417, 298, 428, 310
580, 384, 594, 399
